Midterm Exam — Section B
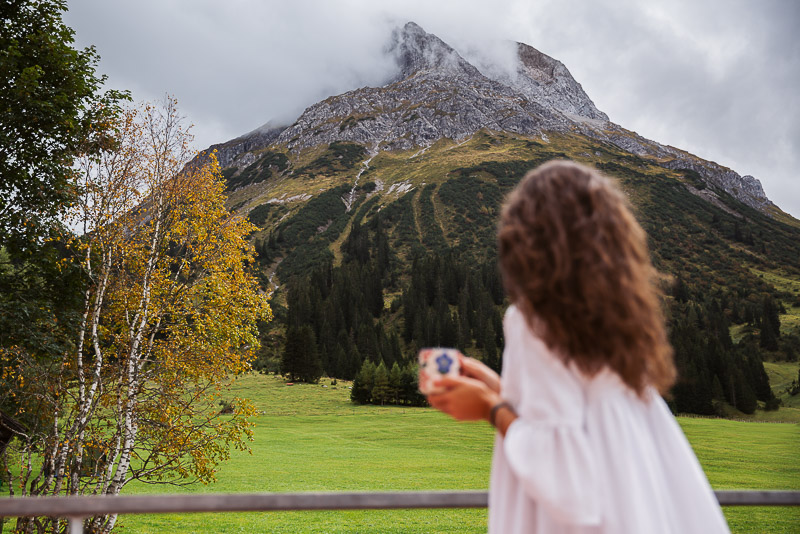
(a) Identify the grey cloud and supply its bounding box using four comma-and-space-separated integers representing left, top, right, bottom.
507, 0, 800, 217
64, 0, 799, 217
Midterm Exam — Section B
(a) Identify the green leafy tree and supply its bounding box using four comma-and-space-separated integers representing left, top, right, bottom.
0, 0, 127, 245
1, 0, 128, 431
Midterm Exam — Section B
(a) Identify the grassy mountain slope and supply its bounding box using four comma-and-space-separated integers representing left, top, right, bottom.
227, 130, 799, 294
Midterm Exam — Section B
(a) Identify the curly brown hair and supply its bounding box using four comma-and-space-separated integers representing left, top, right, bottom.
498, 160, 675, 395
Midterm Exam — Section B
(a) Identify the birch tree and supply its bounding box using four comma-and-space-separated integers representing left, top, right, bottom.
0, 98, 270, 534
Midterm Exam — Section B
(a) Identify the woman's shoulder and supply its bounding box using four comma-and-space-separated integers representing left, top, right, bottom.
503, 304, 540, 336
503, 304, 575, 377
503, 303, 520, 322
503, 304, 541, 353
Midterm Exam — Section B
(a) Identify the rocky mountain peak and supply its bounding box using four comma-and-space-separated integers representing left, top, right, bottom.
386, 22, 482, 81
516, 43, 560, 83
205, 21, 775, 214
271, 22, 590, 152
474, 41, 608, 122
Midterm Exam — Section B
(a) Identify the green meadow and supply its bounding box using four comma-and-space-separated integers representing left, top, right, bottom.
115, 374, 800, 533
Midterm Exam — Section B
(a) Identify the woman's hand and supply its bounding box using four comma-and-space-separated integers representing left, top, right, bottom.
459, 356, 501, 394
427, 375, 501, 422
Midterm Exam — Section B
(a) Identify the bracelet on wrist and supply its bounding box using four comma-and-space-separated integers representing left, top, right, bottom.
489, 400, 515, 427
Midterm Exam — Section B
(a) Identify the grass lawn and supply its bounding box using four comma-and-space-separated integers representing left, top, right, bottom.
120, 375, 494, 533
678, 417, 799, 533
114, 373, 800, 533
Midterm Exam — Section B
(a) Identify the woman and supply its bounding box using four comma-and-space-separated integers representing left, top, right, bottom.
427, 161, 730, 533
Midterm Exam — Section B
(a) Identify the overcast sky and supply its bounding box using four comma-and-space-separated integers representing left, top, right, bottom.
64, 0, 799, 218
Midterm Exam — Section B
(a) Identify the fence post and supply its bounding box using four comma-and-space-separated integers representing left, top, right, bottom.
68, 516, 83, 534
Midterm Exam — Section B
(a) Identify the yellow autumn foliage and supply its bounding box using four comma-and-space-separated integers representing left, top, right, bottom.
1, 97, 270, 533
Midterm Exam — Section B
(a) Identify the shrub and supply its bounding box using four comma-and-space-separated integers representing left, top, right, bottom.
247, 204, 272, 227
224, 150, 289, 191
295, 142, 367, 176
218, 399, 235, 414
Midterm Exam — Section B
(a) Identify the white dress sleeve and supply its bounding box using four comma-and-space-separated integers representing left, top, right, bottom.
500, 306, 601, 526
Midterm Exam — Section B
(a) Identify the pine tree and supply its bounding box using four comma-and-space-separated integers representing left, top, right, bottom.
372, 361, 390, 405
734, 369, 758, 414
334, 329, 362, 380
281, 325, 322, 382
389, 362, 403, 404
281, 326, 303, 381
400, 363, 425, 406
374, 217, 391, 280
342, 221, 370, 264
759, 318, 779, 351
377, 323, 391, 367
456, 314, 468, 352
390, 330, 404, 365
318, 319, 337, 376
357, 321, 380, 363
744, 304, 755, 325
711, 375, 725, 401
351, 360, 376, 404
366, 265, 384, 318
402, 287, 416, 342
301, 326, 324, 383
458, 286, 473, 343
744, 345, 774, 402
730, 299, 742, 324
759, 296, 781, 351
332, 344, 348, 381
443, 261, 459, 304
346, 346, 362, 381
412, 312, 425, 348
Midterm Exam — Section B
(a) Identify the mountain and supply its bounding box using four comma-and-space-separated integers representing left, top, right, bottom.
209, 22, 775, 214
200, 22, 800, 416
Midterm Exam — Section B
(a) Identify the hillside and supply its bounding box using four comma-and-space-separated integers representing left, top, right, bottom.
198, 22, 800, 416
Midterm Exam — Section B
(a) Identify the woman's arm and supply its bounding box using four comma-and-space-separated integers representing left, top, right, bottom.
426, 375, 517, 436
429, 307, 600, 527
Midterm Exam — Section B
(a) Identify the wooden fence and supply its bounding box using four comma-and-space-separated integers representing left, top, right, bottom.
1, 490, 799, 533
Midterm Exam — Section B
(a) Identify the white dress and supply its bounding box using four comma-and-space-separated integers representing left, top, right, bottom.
488, 305, 730, 533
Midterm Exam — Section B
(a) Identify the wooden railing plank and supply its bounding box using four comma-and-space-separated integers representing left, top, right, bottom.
0, 490, 797, 519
